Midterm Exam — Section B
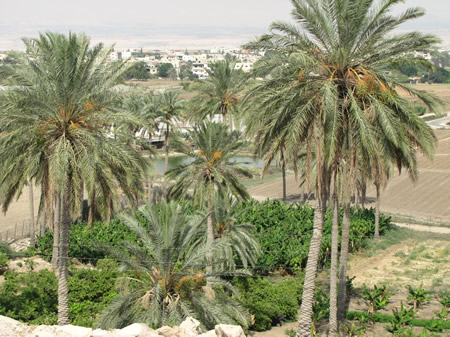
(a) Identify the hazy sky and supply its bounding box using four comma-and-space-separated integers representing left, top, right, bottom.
1, 0, 449, 50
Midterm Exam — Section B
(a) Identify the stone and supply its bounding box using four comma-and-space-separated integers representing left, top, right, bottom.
214, 325, 245, 337
116, 323, 156, 336
156, 326, 185, 337
0, 315, 32, 337
26, 325, 61, 337
92, 329, 109, 337
179, 317, 202, 337
56, 325, 92, 337
198, 330, 217, 337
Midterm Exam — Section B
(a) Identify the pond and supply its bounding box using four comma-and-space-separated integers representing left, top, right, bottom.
151, 155, 272, 175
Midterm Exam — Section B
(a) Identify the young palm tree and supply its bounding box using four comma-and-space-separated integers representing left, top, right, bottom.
96, 201, 250, 330
0, 32, 149, 325
166, 121, 253, 272
244, 1, 439, 335
189, 60, 246, 127
208, 192, 261, 271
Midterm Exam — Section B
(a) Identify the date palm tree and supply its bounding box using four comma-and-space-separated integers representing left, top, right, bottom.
244, 1, 439, 335
189, 60, 246, 127
96, 201, 250, 330
166, 121, 253, 272
0, 32, 149, 325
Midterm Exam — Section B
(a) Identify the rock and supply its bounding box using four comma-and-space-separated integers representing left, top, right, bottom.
92, 329, 109, 337
57, 325, 92, 337
0, 315, 32, 337
156, 326, 185, 337
116, 323, 157, 336
26, 325, 60, 337
179, 318, 202, 337
214, 325, 245, 337
198, 330, 217, 337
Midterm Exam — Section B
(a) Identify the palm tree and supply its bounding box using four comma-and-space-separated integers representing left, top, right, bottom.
189, 60, 246, 127
209, 192, 261, 271
158, 91, 185, 175
166, 121, 253, 272
0, 32, 149, 325
244, 1, 439, 335
96, 201, 250, 330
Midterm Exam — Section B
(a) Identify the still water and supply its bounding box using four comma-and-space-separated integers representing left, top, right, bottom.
151, 155, 271, 175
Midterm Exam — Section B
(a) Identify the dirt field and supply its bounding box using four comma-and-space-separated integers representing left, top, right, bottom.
398, 83, 450, 110
249, 129, 450, 224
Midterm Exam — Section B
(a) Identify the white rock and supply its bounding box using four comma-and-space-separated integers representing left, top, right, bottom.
214, 325, 245, 337
116, 323, 156, 336
27, 325, 60, 337
92, 329, 109, 337
0, 315, 32, 337
179, 317, 202, 337
156, 326, 185, 337
57, 325, 92, 337
198, 330, 217, 337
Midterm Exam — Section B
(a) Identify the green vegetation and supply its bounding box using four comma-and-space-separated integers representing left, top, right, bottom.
362, 284, 392, 314
407, 284, 431, 309
234, 277, 303, 331
0, 263, 118, 327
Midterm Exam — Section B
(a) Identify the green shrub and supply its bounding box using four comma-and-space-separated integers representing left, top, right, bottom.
0, 251, 8, 269
34, 219, 139, 262
407, 284, 431, 309
234, 276, 303, 331
0, 261, 119, 327
386, 303, 417, 333
362, 284, 392, 314
234, 200, 391, 273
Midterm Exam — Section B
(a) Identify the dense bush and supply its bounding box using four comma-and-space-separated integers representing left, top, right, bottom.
33, 200, 391, 274
234, 276, 303, 331
0, 251, 8, 269
0, 260, 119, 327
34, 220, 138, 262
234, 200, 391, 273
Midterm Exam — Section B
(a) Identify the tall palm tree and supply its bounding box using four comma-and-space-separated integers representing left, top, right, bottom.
96, 201, 250, 330
244, 1, 439, 335
189, 60, 246, 127
157, 91, 185, 175
166, 121, 253, 272
0, 32, 149, 325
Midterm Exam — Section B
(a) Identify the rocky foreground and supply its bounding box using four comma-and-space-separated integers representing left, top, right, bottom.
0, 316, 246, 337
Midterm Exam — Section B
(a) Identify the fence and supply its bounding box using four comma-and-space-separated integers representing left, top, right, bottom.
0, 218, 38, 243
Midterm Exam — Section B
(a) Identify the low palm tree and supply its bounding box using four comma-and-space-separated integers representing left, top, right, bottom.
166, 121, 253, 272
96, 201, 250, 330
0, 32, 149, 325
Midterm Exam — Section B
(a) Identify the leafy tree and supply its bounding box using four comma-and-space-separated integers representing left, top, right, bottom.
0, 32, 149, 325
180, 62, 198, 81
243, 0, 439, 335
96, 201, 250, 330
122, 61, 150, 80
157, 63, 174, 78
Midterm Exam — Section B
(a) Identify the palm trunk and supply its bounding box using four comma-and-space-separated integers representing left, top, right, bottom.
51, 193, 60, 270
206, 193, 214, 275
164, 124, 170, 174
329, 178, 339, 336
28, 179, 35, 245
88, 189, 95, 229
281, 150, 287, 201
296, 169, 328, 337
361, 182, 366, 209
57, 176, 72, 325
374, 183, 380, 240
337, 202, 351, 322
79, 179, 84, 221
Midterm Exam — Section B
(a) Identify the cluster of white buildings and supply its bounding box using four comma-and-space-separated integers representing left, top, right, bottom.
108, 48, 263, 80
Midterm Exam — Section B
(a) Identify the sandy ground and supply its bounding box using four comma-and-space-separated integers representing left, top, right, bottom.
249, 130, 450, 224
